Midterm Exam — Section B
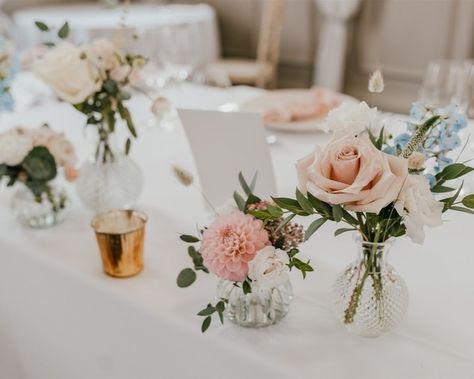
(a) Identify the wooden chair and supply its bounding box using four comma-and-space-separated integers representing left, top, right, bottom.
208, 0, 285, 89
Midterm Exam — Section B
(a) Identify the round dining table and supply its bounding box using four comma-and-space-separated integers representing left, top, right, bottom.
12, 3, 220, 67
0, 73, 473, 379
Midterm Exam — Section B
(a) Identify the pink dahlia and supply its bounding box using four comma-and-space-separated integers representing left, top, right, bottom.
201, 211, 270, 282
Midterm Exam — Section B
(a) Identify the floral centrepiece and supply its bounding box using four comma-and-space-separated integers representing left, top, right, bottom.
177, 174, 312, 332
0, 125, 79, 228
31, 22, 147, 211
271, 101, 474, 337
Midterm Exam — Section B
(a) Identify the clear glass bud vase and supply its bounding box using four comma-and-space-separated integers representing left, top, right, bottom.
216, 278, 293, 328
76, 135, 143, 213
332, 235, 409, 337
11, 184, 70, 228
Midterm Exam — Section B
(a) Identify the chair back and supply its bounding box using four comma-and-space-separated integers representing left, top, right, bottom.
256, 0, 284, 67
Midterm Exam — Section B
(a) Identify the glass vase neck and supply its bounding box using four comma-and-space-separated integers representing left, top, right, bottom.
354, 234, 393, 273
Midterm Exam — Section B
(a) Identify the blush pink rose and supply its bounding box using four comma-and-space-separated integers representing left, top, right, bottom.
297, 134, 408, 213
201, 211, 270, 282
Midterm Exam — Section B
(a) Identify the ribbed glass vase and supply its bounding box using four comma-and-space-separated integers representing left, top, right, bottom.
10, 184, 69, 228
76, 153, 143, 213
216, 278, 293, 328
332, 235, 409, 337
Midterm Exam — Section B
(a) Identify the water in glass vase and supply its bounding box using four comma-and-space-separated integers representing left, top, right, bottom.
332, 235, 409, 337
216, 278, 293, 328
11, 184, 70, 228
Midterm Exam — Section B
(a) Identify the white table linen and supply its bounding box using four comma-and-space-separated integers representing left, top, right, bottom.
13, 3, 220, 67
1, 74, 474, 379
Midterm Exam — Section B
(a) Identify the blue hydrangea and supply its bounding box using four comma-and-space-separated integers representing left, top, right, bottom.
409, 102, 426, 121
439, 128, 461, 151
449, 112, 468, 132
394, 133, 411, 150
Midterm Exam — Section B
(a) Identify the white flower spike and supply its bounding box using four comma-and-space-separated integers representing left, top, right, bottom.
368, 69, 384, 93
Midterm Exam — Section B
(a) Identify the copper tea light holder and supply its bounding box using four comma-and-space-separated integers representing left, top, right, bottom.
91, 209, 148, 278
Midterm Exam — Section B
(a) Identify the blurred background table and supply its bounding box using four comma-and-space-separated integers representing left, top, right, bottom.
13, 3, 220, 68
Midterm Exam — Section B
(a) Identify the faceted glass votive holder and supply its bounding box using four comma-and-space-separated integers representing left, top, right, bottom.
91, 209, 147, 278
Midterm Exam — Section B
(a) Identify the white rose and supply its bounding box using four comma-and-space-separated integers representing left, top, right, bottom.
395, 175, 443, 244
326, 101, 377, 137
215, 198, 239, 216
33, 42, 102, 104
407, 152, 426, 171
0, 129, 33, 166
46, 135, 77, 167
248, 246, 289, 289
88, 38, 120, 72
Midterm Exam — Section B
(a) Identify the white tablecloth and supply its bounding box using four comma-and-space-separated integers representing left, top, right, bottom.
1, 74, 474, 379
13, 3, 220, 67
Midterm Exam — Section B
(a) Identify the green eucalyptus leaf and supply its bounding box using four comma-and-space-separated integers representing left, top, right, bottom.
334, 228, 357, 237
296, 188, 314, 214
242, 280, 252, 294
238, 172, 252, 195
332, 204, 343, 222
431, 185, 455, 193
201, 316, 212, 333
233, 191, 246, 211
177, 268, 196, 288
57, 21, 69, 39
35, 21, 49, 31
180, 234, 200, 243
249, 172, 258, 192
124, 138, 131, 155
272, 197, 308, 215
304, 218, 326, 241
197, 306, 215, 316
450, 206, 474, 214
307, 192, 332, 217
22, 146, 57, 181
215, 301, 225, 313
435, 163, 474, 183
462, 194, 474, 209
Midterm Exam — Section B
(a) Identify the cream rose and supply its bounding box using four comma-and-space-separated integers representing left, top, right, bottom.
326, 101, 377, 136
297, 134, 408, 213
0, 129, 33, 166
248, 246, 289, 289
33, 42, 102, 104
395, 175, 443, 244
88, 38, 120, 72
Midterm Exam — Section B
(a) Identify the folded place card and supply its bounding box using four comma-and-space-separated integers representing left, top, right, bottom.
178, 109, 277, 208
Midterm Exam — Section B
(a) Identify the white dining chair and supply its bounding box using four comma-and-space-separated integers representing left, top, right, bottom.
207, 0, 285, 89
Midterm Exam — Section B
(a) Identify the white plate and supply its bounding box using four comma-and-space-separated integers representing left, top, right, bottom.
238, 89, 359, 132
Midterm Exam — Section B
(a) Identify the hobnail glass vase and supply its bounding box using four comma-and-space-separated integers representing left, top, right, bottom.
216, 278, 293, 328
10, 184, 70, 228
332, 235, 409, 337
76, 153, 143, 213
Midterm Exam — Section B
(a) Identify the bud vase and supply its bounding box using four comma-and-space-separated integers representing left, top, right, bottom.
76, 137, 143, 213
332, 235, 409, 337
11, 184, 70, 228
216, 278, 293, 328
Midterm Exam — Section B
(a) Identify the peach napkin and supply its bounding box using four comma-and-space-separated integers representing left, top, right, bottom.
263, 87, 340, 124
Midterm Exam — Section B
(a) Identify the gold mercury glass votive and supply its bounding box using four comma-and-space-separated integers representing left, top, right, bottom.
91, 209, 148, 278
